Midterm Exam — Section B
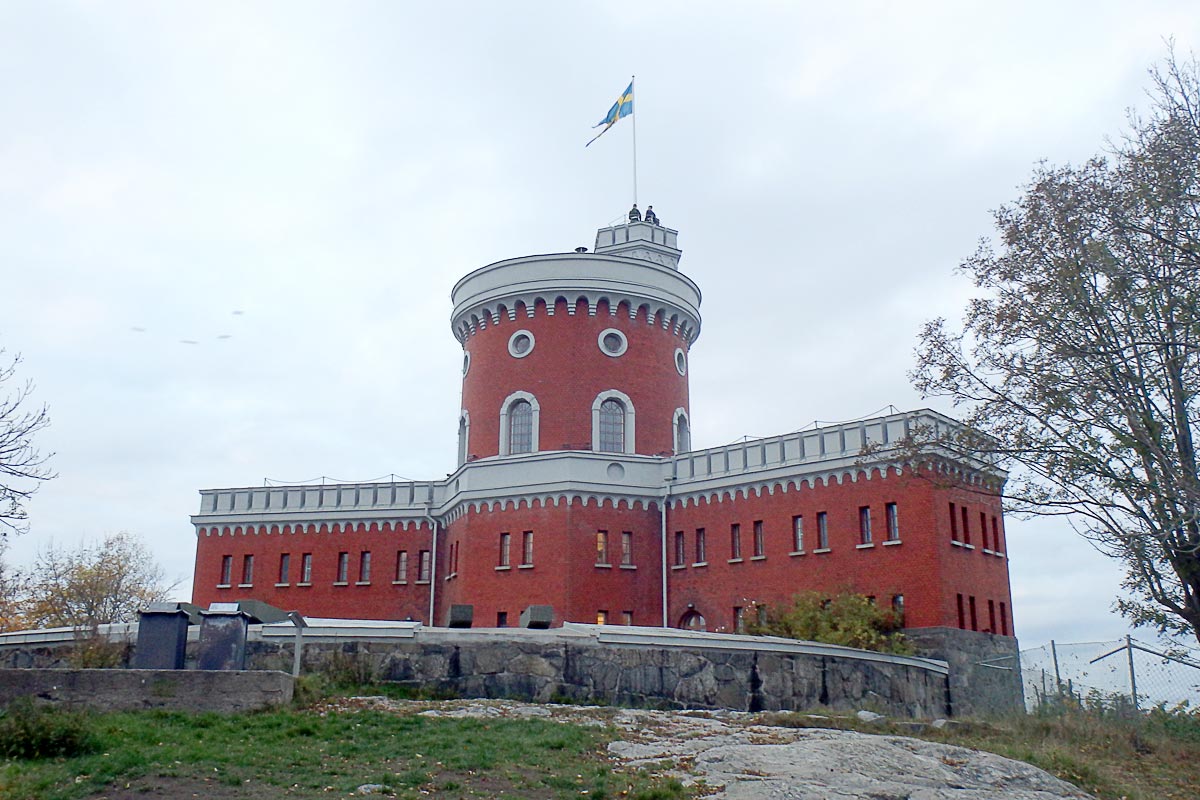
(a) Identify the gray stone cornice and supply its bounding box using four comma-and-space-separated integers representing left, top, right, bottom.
450, 251, 702, 344
192, 410, 1007, 529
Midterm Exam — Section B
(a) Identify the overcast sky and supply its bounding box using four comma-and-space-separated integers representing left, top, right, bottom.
3, 2, 1199, 651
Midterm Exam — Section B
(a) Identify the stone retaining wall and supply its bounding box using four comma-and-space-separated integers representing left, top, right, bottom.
0, 668, 293, 713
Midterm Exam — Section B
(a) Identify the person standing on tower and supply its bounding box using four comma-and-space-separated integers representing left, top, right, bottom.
645, 206, 659, 225
628, 204, 641, 222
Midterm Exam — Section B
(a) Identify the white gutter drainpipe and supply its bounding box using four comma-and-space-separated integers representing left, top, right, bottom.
661, 475, 673, 628
424, 505, 440, 625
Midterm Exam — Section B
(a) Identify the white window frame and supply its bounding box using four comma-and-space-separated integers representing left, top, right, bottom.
591, 389, 636, 455
457, 410, 471, 466
499, 391, 540, 455
672, 408, 690, 453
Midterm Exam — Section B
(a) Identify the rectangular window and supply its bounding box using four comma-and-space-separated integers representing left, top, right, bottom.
395, 550, 408, 583
499, 532, 511, 567
753, 520, 764, 557
733, 606, 745, 633
949, 502, 958, 541
359, 551, 371, 583
301, 552, 313, 583
792, 515, 803, 551
999, 601, 1009, 635
992, 516, 1002, 551
694, 528, 706, 563
241, 554, 254, 585
980, 512, 989, 549
674, 531, 685, 566
858, 506, 872, 545
969, 595, 978, 631
278, 553, 290, 584
621, 531, 633, 565
418, 550, 431, 582
522, 531, 533, 565
988, 599, 996, 633
817, 512, 829, 549
956, 593, 965, 629
497, 611, 508, 627
596, 610, 608, 625
336, 552, 349, 583
961, 506, 971, 545
220, 555, 232, 586
891, 594, 905, 622
886, 502, 899, 541
622, 610, 633, 626
596, 530, 609, 564
730, 524, 742, 559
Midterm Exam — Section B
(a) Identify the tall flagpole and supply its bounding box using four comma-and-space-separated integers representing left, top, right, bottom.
631, 74, 638, 207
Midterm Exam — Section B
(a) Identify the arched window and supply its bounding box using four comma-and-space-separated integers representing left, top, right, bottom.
673, 409, 690, 454
598, 399, 625, 452
509, 401, 533, 454
679, 610, 707, 631
591, 389, 636, 454
499, 391, 540, 455
457, 411, 470, 466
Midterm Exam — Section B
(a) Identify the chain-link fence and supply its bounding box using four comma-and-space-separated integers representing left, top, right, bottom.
1020, 636, 1200, 711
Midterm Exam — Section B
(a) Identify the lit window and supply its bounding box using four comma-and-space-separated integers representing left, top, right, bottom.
336, 552, 349, 583
620, 531, 633, 565
395, 550, 408, 583
301, 553, 313, 583
509, 400, 533, 454
241, 554, 254, 585
730, 524, 742, 559
596, 530, 609, 564
886, 503, 899, 541
499, 533, 511, 567
598, 399, 625, 452
753, 520, 764, 557
359, 551, 371, 583
220, 555, 232, 586
792, 515, 803, 551
817, 512, 828, 549
418, 550, 431, 582
674, 531, 685, 566
522, 531, 533, 566
597, 610, 608, 625
859, 507, 872, 545
278, 553, 290, 584
694, 528, 706, 563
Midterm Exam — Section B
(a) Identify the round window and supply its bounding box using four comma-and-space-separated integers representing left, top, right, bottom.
674, 348, 687, 376
598, 328, 628, 357
508, 330, 535, 358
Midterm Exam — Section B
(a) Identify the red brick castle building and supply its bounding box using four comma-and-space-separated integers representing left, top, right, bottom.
191, 215, 1014, 639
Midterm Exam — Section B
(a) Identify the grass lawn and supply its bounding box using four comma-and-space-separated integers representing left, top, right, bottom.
0, 703, 688, 800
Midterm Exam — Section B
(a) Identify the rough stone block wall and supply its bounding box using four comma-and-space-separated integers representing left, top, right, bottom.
0, 668, 293, 713
246, 635, 948, 718
903, 627, 1022, 716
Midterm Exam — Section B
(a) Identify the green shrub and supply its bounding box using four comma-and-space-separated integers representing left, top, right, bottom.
0, 698, 99, 759
746, 591, 911, 654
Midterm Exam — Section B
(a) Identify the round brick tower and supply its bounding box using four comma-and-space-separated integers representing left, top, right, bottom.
451, 217, 702, 463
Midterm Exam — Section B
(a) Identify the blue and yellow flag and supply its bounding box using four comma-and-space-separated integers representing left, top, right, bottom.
586, 81, 633, 147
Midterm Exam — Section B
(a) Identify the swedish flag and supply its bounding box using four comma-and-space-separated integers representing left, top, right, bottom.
586, 81, 633, 147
